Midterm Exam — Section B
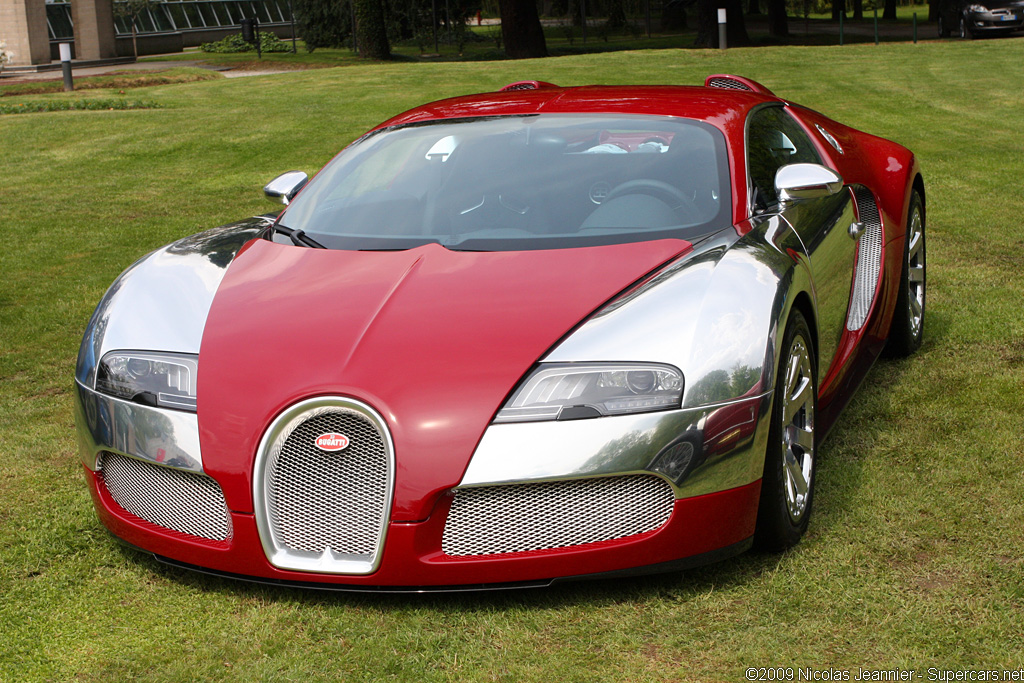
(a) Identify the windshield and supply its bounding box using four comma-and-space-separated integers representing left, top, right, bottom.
278, 114, 732, 251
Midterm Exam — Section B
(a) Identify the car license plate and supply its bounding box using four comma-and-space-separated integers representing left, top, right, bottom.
1001, 14, 1015, 20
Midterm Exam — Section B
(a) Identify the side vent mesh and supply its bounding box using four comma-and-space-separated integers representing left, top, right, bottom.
500, 80, 557, 92
704, 74, 774, 95
847, 187, 884, 331
707, 77, 752, 91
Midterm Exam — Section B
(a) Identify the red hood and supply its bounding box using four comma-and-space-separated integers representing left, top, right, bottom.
197, 238, 691, 520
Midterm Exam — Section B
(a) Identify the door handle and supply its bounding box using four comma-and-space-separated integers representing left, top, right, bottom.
848, 222, 865, 240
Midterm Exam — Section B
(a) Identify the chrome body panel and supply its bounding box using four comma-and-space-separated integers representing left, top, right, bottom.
74, 219, 265, 473
75, 220, 267, 389
780, 189, 857, 375
463, 217, 815, 499
74, 381, 204, 473
546, 219, 807, 411
461, 390, 773, 500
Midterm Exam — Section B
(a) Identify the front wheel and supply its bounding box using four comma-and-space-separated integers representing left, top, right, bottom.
755, 309, 817, 551
884, 191, 926, 357
959, 15, 974, 38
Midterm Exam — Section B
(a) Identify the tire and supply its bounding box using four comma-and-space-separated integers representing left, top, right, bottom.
959, 15, 974, 38
754, 309, 817, 552
938, 15, 950, 37
884, 191, 926, 358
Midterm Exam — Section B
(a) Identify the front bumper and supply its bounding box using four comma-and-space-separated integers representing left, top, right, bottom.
968, 10, 1024, 30
76, 380, 771, 588
86, 464, 760, 588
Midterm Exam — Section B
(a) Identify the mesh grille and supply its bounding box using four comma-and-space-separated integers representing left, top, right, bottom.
708, 77, 752, 91
99, 452, 231, 541
266, 409, 390, 556
847, 187, 884, 331
442, 475, 675, 556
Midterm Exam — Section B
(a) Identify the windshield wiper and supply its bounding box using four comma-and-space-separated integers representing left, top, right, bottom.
273, 225, 326, 249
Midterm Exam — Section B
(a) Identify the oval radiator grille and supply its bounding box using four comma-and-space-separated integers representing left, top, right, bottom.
99, 451, 231, 541
847, 187, 884, 331
442, 474, 675, 556
255, 399, 394, 574
268, 410, 389, 555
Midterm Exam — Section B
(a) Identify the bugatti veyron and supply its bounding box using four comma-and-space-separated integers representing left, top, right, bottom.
74, 75, 926, 590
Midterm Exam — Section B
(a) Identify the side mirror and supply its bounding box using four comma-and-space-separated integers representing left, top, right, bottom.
263, 171, 308, 206
775, 163, 844, 205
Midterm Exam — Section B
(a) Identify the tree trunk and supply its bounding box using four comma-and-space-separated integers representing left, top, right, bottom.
928, 0, 938, 21
131, 20, 138, 58
852, 0, 863, 20
831, 0, 845, 21
353, 0, 391, 59
498, 0, 548, 58
695, 0, 750, 47
767, 0, 788, 35
749, 0, 761, 17
883, 0, 896, 19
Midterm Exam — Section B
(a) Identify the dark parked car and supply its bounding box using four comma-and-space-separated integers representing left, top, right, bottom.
938, 0, 1024, 37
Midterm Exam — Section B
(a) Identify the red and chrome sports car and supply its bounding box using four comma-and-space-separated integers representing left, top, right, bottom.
75, 76, 926, 591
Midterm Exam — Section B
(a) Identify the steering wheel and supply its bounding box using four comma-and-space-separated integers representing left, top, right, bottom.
605, 179, 701, 223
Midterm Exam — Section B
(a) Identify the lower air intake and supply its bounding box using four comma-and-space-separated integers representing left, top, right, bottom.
847, 187, 884, 331
99, 452, 231, 541
442, 474, 675, 556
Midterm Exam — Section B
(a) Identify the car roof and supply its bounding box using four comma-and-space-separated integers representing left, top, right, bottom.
374, 81, 784, 137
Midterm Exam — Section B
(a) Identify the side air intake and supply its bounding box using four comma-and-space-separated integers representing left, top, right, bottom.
847, 187, 884, 331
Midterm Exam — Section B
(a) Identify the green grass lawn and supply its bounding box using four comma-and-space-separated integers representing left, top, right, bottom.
2, 39, 1024, 681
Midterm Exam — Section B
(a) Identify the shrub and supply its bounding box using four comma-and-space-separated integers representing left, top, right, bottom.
200, 32, 292, 53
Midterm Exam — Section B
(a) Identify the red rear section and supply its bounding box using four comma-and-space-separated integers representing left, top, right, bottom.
197, 238, 691, 521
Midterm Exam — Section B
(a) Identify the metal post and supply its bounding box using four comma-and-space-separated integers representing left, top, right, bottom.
255, 16, 262, 58
445, 0, 451, 46
873, 8, 878, 44
718, 8, 727, 49
645, 0, 651, 38
289, 0, 297, 52
839, 11, 843, 45
59, 42, 73, 92
913, 12, 917, 43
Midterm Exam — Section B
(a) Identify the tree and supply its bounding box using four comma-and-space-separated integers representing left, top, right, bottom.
694, 0, 750, 48
883, 0, 897, 19
498, 0, 548, 58
831, 0, 845, 21
114, 0, 155, 59
766, 0, 788, 35
293, 0, 351, 50
354, 0, 392, 59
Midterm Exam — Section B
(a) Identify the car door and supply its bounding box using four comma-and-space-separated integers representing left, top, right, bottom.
746, 105, 858, 378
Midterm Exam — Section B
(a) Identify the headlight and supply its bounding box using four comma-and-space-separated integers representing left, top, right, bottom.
95, 351, 198, 412
494, 363, 683, 423
967, 4, 987, 11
